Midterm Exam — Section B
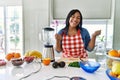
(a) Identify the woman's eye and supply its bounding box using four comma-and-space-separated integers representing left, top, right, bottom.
71, 16, 75, 18
77, 17, 80, 19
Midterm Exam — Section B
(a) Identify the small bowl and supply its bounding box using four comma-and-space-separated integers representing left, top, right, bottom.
106, 69, 119, 80
79, 61, 100, 73
0, 59, 6, 66
11, 58, 24, 66
23, 56, 34, 63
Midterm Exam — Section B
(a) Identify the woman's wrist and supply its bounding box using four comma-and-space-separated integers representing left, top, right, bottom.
92, 34, 96, 38
56, 39, 61, 43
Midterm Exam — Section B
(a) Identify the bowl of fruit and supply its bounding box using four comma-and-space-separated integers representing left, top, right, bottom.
23, 56, 34, 63
106, 49, 120, 79
11, 58, 24, 66
0, 59, 6, 66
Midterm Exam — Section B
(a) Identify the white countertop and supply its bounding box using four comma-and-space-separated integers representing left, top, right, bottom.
0, 58, 109, 80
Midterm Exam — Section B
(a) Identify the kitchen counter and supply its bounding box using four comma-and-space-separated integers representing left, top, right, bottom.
0, 58, 109, 80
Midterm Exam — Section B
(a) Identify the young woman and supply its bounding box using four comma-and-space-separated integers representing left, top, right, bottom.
55, 9, 101, 59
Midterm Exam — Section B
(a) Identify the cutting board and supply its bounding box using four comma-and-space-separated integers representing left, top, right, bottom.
57, 57, 87, 64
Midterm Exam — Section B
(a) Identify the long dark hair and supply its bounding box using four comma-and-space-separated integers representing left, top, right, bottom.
64, 9, 83, 32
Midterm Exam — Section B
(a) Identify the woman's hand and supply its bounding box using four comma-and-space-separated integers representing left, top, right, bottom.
92, 30, 101, 37
55, 34, 62, 41
55, 34, 63, 52
88, 30, 101, 50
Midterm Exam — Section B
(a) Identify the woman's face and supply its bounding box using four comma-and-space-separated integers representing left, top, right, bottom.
69, 12, 80, 28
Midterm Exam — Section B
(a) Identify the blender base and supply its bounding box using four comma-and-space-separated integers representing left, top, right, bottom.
51, 59, 55, 62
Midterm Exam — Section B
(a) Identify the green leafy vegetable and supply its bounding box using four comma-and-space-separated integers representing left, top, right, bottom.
68, 61, 80, 68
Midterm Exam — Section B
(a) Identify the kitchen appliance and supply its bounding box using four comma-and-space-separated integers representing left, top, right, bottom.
42, 27, 55, 62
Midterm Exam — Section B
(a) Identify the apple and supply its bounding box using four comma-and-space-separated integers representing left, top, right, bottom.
112, 62, 120, 75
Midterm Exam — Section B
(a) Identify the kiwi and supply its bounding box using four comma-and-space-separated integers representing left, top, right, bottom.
52, 62, 58, 68
58, 61, 66, 68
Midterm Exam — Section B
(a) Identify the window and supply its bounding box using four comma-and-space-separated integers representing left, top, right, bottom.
0, 6, 23, 59
83, 20, 113, 50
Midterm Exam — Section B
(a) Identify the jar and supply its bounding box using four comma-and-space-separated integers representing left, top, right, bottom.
95, 41, 106, 66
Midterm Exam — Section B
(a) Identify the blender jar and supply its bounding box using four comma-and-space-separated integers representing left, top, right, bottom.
42, 27, 54, 45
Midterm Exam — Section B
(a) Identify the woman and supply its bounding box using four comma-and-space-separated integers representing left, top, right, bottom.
55, 9, 101, 59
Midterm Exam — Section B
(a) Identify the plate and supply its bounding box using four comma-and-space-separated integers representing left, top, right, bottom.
106, 54, 120, 61
106, 69, 119, 80
79, 61, 100, 73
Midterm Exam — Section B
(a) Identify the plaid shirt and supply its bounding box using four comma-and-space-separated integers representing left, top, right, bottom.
62, 29, 88, 58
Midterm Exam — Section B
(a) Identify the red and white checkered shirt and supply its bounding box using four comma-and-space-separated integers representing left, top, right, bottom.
62, 29, 88, 58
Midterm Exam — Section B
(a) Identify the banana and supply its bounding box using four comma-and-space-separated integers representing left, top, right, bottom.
24, 50, 42, 59
29, 50, 42, 58
24, 51, 31, 57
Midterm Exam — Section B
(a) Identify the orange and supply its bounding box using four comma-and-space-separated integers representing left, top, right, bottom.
108, 49, 119, 57
42, 58, 51, 66
11, 52, 15, 56
109, 71, 117, 78
5, 53, 14, 61
14, 53, 21, 58
118, 50, 120, 57
5, 52, 21, 61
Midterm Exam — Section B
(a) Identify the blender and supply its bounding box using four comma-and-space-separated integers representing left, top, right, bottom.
42, 27, 55, 62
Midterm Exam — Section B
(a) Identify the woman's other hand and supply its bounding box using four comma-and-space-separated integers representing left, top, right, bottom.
55, 34, 63, 52
55, 34, 62, 41
92, 30, 101, 37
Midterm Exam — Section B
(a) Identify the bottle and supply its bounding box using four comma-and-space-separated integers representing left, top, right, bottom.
95, 40, 106, 67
